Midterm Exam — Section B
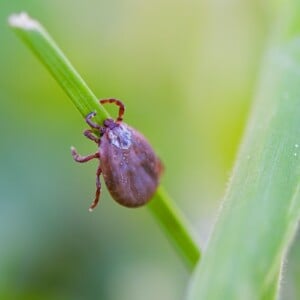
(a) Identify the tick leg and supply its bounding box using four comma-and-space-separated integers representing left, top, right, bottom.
85, 112, 101, 129
99, 98, 125, 122
71, 146, 99, 163
89, 164, 102, 212
84, 129, 100, 143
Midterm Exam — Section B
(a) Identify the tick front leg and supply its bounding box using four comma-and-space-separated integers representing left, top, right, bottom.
84, 129, 100, 143
85, 112, 101, 129
71, 146, 99, 163
99, 98, 125, 122
89, 164, 102, 212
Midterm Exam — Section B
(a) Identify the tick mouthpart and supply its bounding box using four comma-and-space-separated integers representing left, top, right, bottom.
103, 118, 119, 130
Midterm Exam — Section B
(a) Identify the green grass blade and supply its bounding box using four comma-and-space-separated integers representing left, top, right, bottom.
188, 2, 300, 299
9, 12, 109, 123
9, 12, 201, 270
148, 187, 200, 269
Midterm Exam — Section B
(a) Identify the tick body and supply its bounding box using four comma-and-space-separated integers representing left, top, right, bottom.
71, 99, 163, 211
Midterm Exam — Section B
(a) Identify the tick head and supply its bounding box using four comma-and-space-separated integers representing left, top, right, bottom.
103, 118, 118, 130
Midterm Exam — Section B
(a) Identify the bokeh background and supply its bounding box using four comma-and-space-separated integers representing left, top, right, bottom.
1, 1, 299, 299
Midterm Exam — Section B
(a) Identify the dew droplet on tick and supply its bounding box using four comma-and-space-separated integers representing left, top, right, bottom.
71, 98, 164, 211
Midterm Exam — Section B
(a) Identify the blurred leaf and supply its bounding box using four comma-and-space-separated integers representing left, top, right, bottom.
188, 1, 300, 299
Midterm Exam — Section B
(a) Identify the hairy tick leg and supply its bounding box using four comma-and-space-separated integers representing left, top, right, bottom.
99, 98, 125, 122
71, 146, 99, 163
89, 164, 102, 212
84, 129, 100, 143
85, 112, 101, 129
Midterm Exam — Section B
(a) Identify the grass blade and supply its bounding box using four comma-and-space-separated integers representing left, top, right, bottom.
188, 2, 300, 298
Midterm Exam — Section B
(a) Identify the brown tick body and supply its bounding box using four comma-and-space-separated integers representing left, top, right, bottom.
71, 99, 163, 211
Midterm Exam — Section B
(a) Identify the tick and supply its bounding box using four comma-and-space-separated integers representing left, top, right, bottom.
71, 99, 164, 211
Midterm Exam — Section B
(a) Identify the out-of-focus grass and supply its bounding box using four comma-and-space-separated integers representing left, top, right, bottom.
188, 1, 300, 299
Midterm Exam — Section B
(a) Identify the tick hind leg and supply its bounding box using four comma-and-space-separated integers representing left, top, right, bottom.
84, 129, 99, 143
70, 146, 102, 211
99, 98, 125, 122
71, 146, 99, 163
89, 163, 102, 212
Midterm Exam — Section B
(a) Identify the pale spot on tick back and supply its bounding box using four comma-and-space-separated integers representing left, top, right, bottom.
108, 124, 132, 149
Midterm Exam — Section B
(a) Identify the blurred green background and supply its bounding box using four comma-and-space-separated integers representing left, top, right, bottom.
1, 1, 299, 299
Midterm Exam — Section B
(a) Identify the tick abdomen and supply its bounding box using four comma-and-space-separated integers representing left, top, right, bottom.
100, 123, 162, 207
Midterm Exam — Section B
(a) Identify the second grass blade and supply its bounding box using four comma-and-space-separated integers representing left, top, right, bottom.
188, 2, 300, 299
